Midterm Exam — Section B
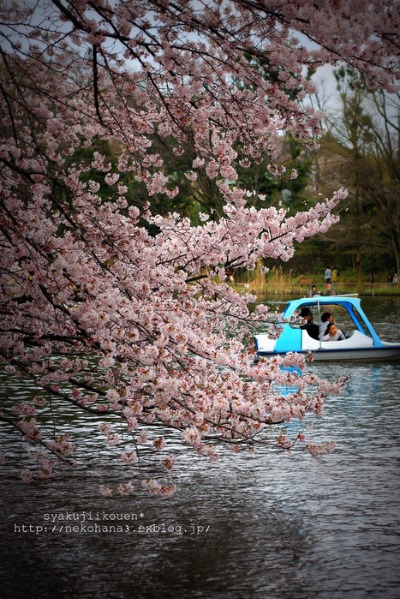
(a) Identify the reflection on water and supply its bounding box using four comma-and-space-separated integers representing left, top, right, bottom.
1, 297, 400, 599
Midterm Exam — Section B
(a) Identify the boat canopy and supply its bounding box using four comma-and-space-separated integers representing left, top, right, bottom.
281, 295, 383, 347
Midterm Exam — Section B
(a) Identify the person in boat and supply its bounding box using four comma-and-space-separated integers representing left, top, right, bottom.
309, 284, 318, 297
319, 311, 334, 338
321, 322, 345, 342
299, 307, 320, 340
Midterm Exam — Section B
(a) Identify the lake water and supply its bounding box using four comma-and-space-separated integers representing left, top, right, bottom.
1, 296, 400, 599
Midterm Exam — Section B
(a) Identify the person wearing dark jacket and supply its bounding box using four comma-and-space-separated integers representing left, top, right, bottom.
299, 307, 319, 340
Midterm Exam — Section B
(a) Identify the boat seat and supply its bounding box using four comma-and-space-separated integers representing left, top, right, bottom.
302, 329, 374, 350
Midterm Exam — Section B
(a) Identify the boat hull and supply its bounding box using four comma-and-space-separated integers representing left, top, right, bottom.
257, 345, 400, 362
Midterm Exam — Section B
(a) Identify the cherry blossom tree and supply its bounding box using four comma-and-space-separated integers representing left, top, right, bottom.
0, 0, 398, 495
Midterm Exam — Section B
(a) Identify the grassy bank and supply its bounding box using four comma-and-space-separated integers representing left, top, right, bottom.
234, 266, 400, 298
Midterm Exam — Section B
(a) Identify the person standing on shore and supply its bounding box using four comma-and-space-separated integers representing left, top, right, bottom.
325, 266, 332, 285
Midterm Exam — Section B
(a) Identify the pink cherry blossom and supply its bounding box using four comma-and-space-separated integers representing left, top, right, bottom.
21, 470, 34, 484
0, 0, 397, 494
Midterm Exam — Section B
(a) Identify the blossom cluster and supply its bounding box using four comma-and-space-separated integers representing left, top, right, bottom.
0, 0, 397, 493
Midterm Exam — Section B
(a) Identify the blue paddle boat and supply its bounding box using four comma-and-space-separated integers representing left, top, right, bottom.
254, 295, 400, 361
